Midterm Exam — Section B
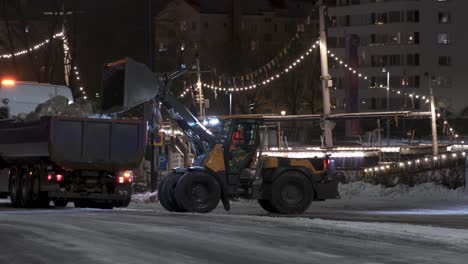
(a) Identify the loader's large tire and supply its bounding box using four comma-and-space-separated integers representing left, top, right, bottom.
158, 172, 186, 212
270, 171, 313, 214
9, 170, 21, 207
175, 171, 220, 214
257, 199, 279, 213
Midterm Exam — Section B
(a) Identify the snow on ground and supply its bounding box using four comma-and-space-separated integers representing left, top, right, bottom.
198, 213, 468, 249
131, 191, 158, 203
338, 181, 468, 202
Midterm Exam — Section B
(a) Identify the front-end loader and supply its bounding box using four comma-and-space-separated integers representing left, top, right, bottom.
101, 58, 340, 214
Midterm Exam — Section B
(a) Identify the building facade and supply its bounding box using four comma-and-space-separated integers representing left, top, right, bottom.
326, 0, 468, 116
154, 0, 319, 115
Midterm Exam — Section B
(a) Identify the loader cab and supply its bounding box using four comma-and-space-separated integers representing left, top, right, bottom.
215, 116, 263, 177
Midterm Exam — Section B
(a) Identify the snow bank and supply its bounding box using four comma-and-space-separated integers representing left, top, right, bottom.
131, 192, 158, 204
339, 181, 468, 202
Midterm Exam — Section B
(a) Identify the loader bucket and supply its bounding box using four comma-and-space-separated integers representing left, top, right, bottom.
101, 58, 162, 112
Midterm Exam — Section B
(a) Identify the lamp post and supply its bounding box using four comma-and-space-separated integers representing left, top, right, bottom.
383, 68, 390, 145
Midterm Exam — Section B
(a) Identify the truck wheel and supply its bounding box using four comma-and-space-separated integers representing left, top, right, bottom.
175, 171, 220, 214
30, 168, 46, 207
9, 170, 21, 207
271, 171, 313, 214
159, 172, 186, 212
257, 199, 279, 213
54, 199, 68, 208
20, 171, 33, 208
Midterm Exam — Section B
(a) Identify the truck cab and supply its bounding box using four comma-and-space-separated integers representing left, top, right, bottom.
0, 79, 74, 119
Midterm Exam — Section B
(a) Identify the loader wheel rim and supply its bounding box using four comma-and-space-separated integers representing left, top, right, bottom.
280, 184, 303, 205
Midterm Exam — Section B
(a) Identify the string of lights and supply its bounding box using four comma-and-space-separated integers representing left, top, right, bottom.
363, 151, 466, 175
0, 32, 64, 59
328, 51, 465, 139
0, 31, 90, 100
179, 40, 321, 98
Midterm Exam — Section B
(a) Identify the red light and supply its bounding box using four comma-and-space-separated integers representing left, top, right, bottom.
56, 174, 63, 182
47, 174, 52, 181
118, 176, 125, 184
1, 79, 15, 86
323, 160, 328, 171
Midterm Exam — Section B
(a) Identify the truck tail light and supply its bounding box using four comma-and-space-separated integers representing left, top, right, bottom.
47, 174, 53, 181
56, 174, 64, 182
117, 171, 133, 184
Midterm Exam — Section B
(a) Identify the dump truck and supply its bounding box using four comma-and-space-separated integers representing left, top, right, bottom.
101, 58, 340, 214
0, 80, 146, 209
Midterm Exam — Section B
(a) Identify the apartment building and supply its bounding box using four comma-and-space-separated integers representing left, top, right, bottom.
154, 0, 318, 115
326, 0, 468, 115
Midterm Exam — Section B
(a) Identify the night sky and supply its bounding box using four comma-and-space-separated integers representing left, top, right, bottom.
72, 0, 159, 96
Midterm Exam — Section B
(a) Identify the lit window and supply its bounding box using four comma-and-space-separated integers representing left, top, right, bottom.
438, 12, 451, 23
437, 33, 450, 45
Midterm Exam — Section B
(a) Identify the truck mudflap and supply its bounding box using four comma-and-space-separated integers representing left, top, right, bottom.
48, 191, 130, 201
313, 180, 340, 200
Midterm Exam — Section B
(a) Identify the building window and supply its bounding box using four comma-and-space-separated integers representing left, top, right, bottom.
251, 40, 258, 51
297, 24, 305, 32
407, 32, 419, 44
438, 12, 451, 23
406, 10, 419, 22
158, 42, 167, 52
274, 23, 278, 32
252, 24, 258, 33
389, 11, 402, 23
204, 22, 209, 29
191, 21, 197, 31
407, 54, 420, 66
438, 76, 452, 88
438, 56, 452, 66
180, 21, 187, 31
264, 33, 272, 42
437, 33, 450, 45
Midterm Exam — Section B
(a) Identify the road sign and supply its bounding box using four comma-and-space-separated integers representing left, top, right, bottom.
153, 132, 164, 147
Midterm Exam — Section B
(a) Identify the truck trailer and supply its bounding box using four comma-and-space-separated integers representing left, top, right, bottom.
0, 80, 146, 208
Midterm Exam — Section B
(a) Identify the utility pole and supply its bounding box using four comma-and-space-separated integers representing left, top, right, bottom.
196, 56, 204, 117
318, 0, 333, 148
383, 68, 390, 146
427, 73, 438, 156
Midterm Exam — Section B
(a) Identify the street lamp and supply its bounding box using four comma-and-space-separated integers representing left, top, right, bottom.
382, 68, 390, 145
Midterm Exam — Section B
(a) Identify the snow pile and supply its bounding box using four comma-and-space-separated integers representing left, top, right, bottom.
18, 96, 100, 120
339, 181, 468, 201
131, 191, 158, 203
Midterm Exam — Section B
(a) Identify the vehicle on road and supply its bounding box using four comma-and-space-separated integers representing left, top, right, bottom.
0, 80, 146, 209
101, 59, 340, 214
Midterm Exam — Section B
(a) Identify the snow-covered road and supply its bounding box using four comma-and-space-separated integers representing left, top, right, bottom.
1, 182, 468, 263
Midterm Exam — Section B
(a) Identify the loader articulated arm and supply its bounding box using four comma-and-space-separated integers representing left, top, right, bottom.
101, 58, 218, 157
